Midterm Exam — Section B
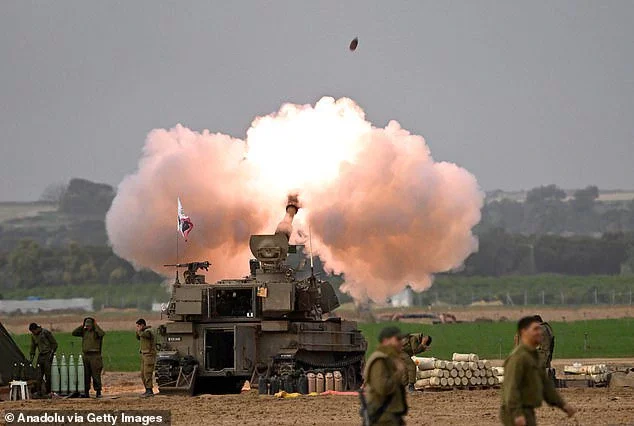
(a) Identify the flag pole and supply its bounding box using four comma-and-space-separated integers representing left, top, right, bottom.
175, 200, 181, 285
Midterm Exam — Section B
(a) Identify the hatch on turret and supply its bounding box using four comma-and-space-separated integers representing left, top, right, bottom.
249, 233, 289, 270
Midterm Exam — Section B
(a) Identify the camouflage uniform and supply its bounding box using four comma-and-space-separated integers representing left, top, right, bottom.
136, 326, 156, 390
72, 320, 106, 396
400, 333, 427, 386
29, 328, 58, 394
536, 322, 554, 369
364, 344, 408, 425
500, 344, 566, 426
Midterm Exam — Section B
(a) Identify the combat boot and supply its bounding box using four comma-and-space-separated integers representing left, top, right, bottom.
95, 390, 102, 399
140, 388, 154, 398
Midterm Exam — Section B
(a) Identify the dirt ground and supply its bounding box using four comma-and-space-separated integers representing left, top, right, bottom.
2, 378, 633, 426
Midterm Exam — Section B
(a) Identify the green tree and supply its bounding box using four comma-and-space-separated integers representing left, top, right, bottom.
63, 242, 95, 284
8, 240, 43, 288
526, 184, 566, 204
572, 185, 599, 211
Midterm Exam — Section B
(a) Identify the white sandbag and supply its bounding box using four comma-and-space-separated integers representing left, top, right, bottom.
492, 367, 504, 376
461, 377, 469, 386
483, 360, 491, 369
469, 376, 478, 386
445, 362, 454, 370
440, 377, 448, 387
447, 377, 455, 386
496, 375, 504, 384
473, 369, 480, 377
477, 361, 485, 369
450, 369, 458, 378
487, 377, 496, 386
485, 369, 493, 377
458, 370, 465, 378
454, 361, 463, 371
442, 369, 450, 378
480, 369, 487, 377
465, 370, 473, 378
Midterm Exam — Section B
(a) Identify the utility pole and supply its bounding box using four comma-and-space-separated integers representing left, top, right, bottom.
524, 290, 527, 306
594, 288, 598, 305
541, 290, 545, 305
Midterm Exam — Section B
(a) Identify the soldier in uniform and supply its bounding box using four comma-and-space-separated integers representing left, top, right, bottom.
135, 318, 156, 397
533, 316, 554, 369
400, 332, 432, 392
72, 317, 105, 398
501, 316, 575, 426
363, 326, 408, 425
28, 323, 58, 397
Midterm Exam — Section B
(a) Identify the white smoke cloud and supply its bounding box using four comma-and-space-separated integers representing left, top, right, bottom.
106, 97, 483, 301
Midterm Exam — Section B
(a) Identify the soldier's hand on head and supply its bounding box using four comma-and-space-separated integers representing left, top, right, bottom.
514, 415, 526, 426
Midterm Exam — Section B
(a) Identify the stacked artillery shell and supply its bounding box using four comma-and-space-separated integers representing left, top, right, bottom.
452, 353, 479, 362
414, 355, 503, 391
563, 363, 609, 386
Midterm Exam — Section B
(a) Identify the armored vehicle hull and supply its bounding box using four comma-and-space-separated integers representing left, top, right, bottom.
157, 201, 367, 394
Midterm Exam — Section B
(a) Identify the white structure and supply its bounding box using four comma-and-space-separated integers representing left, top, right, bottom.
0, 298, 93, 314
390, 286, 415, 307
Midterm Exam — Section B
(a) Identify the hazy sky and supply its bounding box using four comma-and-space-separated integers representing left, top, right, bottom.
2, 1, 633, 201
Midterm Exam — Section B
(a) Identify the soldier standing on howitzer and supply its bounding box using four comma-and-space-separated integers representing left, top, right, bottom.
28, 322, 58, 397
362, 326, 408, 426
72, 317, 105, 398
400, 332, 432, 393
501, 316, 576, 426
136, 318, 156, 397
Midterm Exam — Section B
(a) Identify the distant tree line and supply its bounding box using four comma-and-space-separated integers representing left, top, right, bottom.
482, 185, 634, 235
0, 240, 161, 290
463, 228, 634, 276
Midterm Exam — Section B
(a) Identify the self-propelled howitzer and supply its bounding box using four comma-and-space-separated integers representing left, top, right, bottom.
155, 203, 367, 394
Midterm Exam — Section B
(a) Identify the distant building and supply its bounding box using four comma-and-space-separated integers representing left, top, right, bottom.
0, 298, 93, 314
390, 286, 415, 307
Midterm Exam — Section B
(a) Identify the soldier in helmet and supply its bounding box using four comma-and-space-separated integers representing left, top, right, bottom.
400, 332, 432, 393
72, 317, 105, 398
363, 326, 408, 425
28, 323, 58, 397
533, 316, 554, 368
135, 318, 156, 397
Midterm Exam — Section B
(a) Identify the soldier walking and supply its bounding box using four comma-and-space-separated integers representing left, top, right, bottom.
399, 332, 431, 392
28, 323, 58, 397
500, 316, 575, 426
363, 326, 408, 425
72, 317, 105, 398
136, 318, 156, 397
